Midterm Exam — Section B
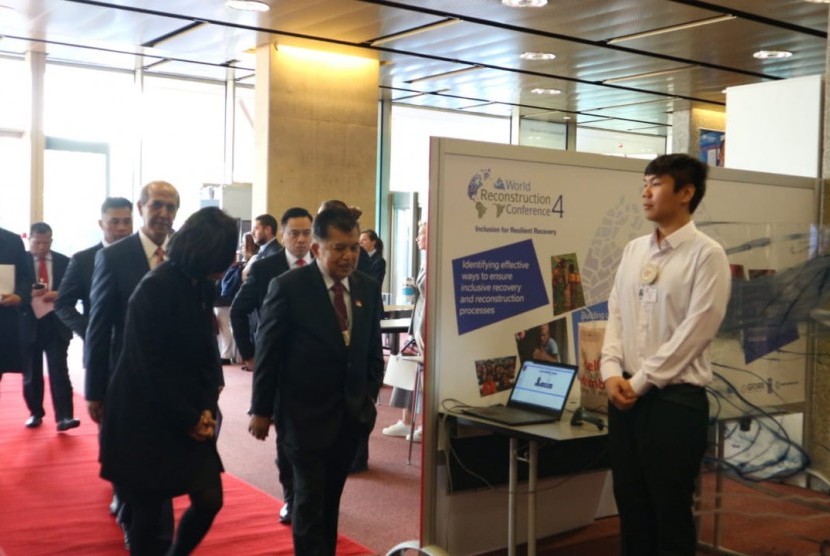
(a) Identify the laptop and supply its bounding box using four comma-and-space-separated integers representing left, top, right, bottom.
461, 359, 578, 426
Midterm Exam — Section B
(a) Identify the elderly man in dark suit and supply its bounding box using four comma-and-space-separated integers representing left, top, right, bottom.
249, 207, 383, 556
84, 180, 180, 548
55, 197, 133, 340
22, 222, 77, 431
230, 206, 313, 525
0, 226, 34, 383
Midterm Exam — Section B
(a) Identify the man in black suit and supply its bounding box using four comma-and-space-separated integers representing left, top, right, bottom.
249, 208, 383, 556
0, 226, 34, 383
55, 197, 133, 341
241, 213, 280, 281
22, 222, 77, 431
230, 206, 313, 524
84, 180, 179, 547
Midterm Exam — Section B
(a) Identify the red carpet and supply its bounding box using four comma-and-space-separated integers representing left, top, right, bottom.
0, 374, 373, 555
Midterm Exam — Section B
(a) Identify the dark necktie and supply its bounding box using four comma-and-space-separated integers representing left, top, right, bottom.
37, 256, 49, 288
331, 281, 348, 331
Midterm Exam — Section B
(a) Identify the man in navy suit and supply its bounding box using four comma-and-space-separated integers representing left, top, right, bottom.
55, 197, 133, 340
249, 207, 383, 555
230, 206, 313, 524
22, 222, 77, 431
0, 227, 34, 384
84, 180, 179, 547
241, 213, 280, 281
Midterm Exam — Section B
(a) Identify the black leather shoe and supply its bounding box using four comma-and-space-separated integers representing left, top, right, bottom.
109, 494, 120, 516
278, 503, 291, 525
25, 415, 43, 428
57, 418, 81, 431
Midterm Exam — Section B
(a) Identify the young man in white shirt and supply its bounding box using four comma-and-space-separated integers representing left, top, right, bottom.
601, 154, 731, 555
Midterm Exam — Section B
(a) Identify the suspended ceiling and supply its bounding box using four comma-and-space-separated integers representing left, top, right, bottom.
0, 0, 826, 135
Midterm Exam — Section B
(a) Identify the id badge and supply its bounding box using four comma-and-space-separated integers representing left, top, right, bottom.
638, 285, 657, 303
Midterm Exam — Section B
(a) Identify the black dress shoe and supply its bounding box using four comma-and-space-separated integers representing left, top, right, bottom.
57, 418, 81, 431
278, 503, 291, 525
25, 415, 43, 428
220, 358, 232, 365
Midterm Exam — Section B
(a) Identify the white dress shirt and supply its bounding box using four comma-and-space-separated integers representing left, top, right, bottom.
138, 230, 169, 270
286, 251, 312, 269
601, 220, 731, 395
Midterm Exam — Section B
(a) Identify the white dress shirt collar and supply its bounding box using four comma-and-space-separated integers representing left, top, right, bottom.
138, 229, 169, 267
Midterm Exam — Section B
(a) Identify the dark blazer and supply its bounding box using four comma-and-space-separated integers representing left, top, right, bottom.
29, 250, 72, 343
0, 227, 34, 373
251, 264, 384, 452
54, 242, 102, 339
365, 250, 386, 286
84, 233, 150, 402
229, 248, 290, 360
256, 239, 280, 261
100, 262, 223, 495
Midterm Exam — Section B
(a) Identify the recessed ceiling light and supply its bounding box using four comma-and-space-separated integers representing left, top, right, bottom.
563, 116, 572, 120
502, 0, 548, 7
520, 52, 556, 61
531, 88, 562, 95
804, 0, 830, 3
225, 0, 270, 12
753, 50, 793, 59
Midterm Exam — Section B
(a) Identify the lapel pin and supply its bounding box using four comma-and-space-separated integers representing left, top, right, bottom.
355, 300, 363, 308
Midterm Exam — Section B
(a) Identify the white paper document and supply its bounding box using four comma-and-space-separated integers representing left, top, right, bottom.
0, 264, 14, 295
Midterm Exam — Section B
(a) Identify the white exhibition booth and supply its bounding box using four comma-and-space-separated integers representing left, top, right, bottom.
419, 138, 816, 554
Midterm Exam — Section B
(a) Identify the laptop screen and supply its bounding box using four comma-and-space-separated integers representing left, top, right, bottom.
508, 359, 578, 414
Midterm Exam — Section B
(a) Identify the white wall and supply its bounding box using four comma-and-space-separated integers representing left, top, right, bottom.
726, 74, 823, 178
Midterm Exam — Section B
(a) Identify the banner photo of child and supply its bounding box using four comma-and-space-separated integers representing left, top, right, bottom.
551, 253, 585, 316
514, 318, 569, 366
474, 355, 517, 397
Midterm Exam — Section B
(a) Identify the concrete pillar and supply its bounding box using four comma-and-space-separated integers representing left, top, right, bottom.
253, 41, 378, 225
26, 50, 45, 224
670, 100, 725, 158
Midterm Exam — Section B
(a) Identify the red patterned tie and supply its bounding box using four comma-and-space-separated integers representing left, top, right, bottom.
37, 256, 49, 288
154, 246, 165, 268
296, 258, 306, 268
331, 281, 348, 331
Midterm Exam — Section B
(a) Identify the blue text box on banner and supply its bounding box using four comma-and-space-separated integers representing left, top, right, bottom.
453, 239, 549, 334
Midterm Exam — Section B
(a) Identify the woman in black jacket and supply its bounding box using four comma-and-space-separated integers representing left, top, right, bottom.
100, 207, 237, 555
359, 229, 386, 286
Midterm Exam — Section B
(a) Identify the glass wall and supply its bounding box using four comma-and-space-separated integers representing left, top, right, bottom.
0, 57, 28, 235
390, 106, 511, 196
142, 76, 225, 221
576, 126, 666, 159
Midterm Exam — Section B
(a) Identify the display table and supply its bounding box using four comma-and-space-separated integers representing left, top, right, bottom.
442, 406, 608, 556
380, 317, 411, 354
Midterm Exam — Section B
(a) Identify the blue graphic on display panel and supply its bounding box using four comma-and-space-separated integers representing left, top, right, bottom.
452, 239, 548, 334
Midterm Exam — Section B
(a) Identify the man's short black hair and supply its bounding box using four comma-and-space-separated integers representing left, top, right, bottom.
255, 214, 278, 235
280, 207, 313, 227
644, 154, 708, 214
167, 207, 238, 278
30, 222, 52, 236
313, 208, 359, 242
101, 197, 133, 214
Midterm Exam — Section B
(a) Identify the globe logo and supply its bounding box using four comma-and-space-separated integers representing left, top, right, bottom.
467, 168, 507, 218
